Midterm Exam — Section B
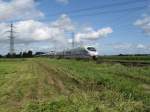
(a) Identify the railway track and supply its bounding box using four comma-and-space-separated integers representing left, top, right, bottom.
96, 60, 150, 67
54, 57, 150, 67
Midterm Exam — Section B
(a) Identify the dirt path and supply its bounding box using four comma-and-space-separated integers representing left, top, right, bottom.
34, 60, 105, 93
34, 60, 78, 94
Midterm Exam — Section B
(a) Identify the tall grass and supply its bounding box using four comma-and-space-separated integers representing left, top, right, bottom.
23, 90, 144, 112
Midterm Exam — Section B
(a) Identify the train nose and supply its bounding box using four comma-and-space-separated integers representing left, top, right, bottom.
89, 52, 98, 56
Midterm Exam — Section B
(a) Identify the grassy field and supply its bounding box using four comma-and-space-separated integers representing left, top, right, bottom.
0, 58, 149, 112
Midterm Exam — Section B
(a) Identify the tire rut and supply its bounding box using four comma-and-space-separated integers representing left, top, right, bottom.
35, 61, 67, 94
35, 60, 105, 93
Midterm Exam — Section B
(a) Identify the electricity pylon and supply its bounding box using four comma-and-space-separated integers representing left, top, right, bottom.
8, 23, 15, 55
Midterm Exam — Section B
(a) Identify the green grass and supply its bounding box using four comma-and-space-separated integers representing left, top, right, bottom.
0, 58, 149, 112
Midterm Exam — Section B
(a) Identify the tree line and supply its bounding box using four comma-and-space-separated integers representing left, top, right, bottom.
0, 50, 33, 58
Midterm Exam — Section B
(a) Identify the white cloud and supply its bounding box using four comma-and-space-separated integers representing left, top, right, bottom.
75, 27, 113, 42
0, 14, 113, 53
134, 15, 150, 36
51, 14, 75, 31
56, 0, 69, 4
107, 43, 150, 55
15, 20, 57, 42
0, 22, 9, 40
112, 43, 148, 50
136, 44, 146, 49
0, 0, 44, 21
0, 14, 74, 46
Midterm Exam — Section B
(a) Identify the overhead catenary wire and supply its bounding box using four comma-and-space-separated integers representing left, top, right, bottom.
47, 3, 147, 49
71, 6, 146, 18
40, 0, 148, 23
49, 0, 147, 17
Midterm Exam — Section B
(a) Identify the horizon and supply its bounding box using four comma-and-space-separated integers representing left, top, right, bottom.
0, 0, 150, 55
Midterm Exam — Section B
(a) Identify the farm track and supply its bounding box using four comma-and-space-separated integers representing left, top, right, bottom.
35, 60, 105, 93
35, 61, 68, 94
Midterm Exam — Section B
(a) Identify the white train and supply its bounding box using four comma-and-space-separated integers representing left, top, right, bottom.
56, 46, 98, 59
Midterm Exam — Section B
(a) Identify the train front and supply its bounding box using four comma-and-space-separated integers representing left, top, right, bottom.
85, 46, 98, 59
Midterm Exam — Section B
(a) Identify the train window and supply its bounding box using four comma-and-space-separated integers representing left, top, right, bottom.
87, 47, 96, 51
80, 49, 88, 55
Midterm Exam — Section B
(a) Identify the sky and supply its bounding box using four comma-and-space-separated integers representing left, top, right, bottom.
0, 0, 150, 55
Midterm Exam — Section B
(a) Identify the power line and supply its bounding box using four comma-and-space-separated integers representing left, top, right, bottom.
49, 0, 147, 16
71, 6, 146, 18
40, 0, 147, 22
47, 5, 146, 49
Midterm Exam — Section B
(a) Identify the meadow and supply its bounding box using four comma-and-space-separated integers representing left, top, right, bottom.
0, 58, 149, 112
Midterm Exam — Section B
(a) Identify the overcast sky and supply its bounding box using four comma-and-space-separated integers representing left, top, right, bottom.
0, 0, 150, 55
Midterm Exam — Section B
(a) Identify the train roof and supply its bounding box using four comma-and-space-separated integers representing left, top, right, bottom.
64, 46, 96, 51
78, 46, 96, 49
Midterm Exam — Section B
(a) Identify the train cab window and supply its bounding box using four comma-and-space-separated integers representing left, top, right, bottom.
87, 47, 96, 51
80, 49, 88, 55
